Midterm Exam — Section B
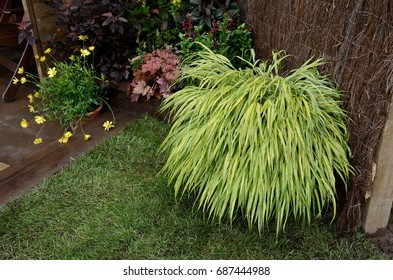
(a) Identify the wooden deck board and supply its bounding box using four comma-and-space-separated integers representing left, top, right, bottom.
0, 76, 160, 206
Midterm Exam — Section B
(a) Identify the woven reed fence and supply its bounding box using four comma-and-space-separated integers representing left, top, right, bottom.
237, 0, 393, 233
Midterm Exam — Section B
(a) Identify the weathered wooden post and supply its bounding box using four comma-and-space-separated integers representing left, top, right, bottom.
21, 0, 64, 78
362, 97, 393, 234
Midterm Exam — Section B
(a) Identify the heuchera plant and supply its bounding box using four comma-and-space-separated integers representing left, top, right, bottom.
127, 47, 180, 102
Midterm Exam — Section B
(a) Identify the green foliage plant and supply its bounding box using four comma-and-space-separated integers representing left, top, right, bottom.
127, 0, 187, 53
188, 0, 240, 28
178, 13, 252, 69
127, 0, 241, 53
160, 46, 353, 234
16, 37, 115, 145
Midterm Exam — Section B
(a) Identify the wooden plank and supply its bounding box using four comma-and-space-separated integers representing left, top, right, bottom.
362, 101, 393, 234
21, 0, 65, 78
30, 0, 59, 45
21, 0, 42, 77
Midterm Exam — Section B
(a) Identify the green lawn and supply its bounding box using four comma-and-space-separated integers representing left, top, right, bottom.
0, 115, 388, 259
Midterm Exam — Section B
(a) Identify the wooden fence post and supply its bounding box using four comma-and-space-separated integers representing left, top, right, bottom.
362, 102, 393, 234
21, 0, 68, 78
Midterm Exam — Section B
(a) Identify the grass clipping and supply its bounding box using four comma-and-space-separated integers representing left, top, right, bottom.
160, 47, 353, 234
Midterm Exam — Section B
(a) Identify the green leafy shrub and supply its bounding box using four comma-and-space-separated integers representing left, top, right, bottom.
160, 47, 353, 234
127, 0, 186, 53
187, 0, 240, 28
127, 0, 241, 53
178, 13, 252, 68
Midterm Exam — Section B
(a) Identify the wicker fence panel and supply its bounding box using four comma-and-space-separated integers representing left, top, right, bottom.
237, 0, 393, 232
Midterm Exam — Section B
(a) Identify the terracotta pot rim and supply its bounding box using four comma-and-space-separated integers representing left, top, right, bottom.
74, 103, 103, 129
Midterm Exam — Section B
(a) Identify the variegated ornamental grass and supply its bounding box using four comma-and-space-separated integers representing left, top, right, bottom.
160, 47, 353, 234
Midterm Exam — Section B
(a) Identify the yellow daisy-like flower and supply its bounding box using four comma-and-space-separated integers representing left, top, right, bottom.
103, 121, 115, 131
40, 56, 46, 62
47, 67, 57, 78
64, 131, 73, 139
78, 34, 89, 41
28, 104, 35, 113
12, 77, 19, 85
35, 115, 46, 124
20, 77, 27, 84
35, 54, 39, 60
88, 46, 95, 51
28, 94, 34, 103
80, 48, 91, 57
44, 48, 51, 54
58, 136, 69, 144
34, 91, 40, 98
20, 119, 29, 128
69, 55, 75, 61
33, 138, 43, 145
17, 66, 24, 75
84, 134, 91, 141
59, 131, 73, 143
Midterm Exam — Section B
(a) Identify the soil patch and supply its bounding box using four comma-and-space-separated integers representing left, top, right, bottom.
368, 224, 393, 259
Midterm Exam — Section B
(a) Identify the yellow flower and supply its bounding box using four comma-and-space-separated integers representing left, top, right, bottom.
35, 115, 46, 124
20, 77, 27, 84
138, 0, 145, 8
28, 105, 35, 113
69, 55, 75, 60
47, 67, 57, 78
80, 48, 91, 57
12, 77, 19, 84
103, 121, 115, 131
33, 138, 43, 145
17, 66, 24, 75
58, 136, 69, 144
35, 54, 39, 60
88, 46, 95, 51
64, 131, 73, 139
40, 56, 46, 62
171, 0, 181, 7
59, 131, 73, 143
28, 94, 34, 103
84, 134, 91, 141
34, 91, 40, 98
44, 48, 51, 54
20, 119, 29, 128
78, 34, 89, 41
